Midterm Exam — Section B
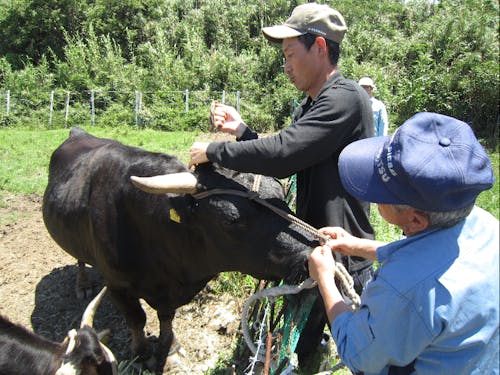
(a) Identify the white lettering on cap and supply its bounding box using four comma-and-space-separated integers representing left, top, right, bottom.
376, 145, 398, 183
307, 27, 327, 37
386, 145, 398, 177
377, 157, 390, 182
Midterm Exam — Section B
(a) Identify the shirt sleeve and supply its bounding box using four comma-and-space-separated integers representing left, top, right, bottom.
206, 86, 364, 178
237, 126, 258, 141
381, 103, 389, 136
331, 276, 434, 373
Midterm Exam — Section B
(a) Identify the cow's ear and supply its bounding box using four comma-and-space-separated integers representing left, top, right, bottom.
130, 172, 198, 195
97, 328, 111, 343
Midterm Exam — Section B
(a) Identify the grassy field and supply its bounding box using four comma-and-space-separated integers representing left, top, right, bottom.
0, 126, 198, 198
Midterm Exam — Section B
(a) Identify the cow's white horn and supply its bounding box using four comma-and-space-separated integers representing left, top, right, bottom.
80, 286, 107, 328
130, 172, 198, 194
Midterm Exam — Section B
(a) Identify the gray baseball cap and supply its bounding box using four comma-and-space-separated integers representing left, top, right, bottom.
262, 3, 347, 44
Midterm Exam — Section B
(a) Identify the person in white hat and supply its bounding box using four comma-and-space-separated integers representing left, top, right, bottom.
189, 2, 375, 365
308, 112, 498, 374
359, 76, 389, 137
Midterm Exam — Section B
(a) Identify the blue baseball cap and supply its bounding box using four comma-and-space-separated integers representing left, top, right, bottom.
339, 112, 494, 211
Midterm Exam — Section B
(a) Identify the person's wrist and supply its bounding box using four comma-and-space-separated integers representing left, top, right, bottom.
317, 270, 336, 290
235, 122, 248, 138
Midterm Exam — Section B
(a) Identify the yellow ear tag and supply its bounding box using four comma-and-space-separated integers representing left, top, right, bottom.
169, 208, 181, 223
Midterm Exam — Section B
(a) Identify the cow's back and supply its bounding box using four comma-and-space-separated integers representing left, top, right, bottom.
42, 127, 186, 267
44, 128, 114, 262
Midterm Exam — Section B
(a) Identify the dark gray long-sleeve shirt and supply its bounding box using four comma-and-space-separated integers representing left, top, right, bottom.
207, 71, 375, 253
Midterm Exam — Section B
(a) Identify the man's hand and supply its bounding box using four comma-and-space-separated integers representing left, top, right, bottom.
210, 103, 247, 138
321, 227, 358, 256
308, 245, 337, 283
189, 141, 210, 168
308, 245, 351, 324
319, 227, 383, 261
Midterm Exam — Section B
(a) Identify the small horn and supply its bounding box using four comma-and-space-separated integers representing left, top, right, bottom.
130, 172, 198, 194
80, 286, 107, 328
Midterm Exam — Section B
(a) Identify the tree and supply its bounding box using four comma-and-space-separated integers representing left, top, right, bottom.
0, 0, 88, 68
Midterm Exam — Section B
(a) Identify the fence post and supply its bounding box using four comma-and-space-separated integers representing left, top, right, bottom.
64, 91, 70, 128
49, 90, 54, 127
236, 90, 240, 112
135, 91, 143, 127
222, 90, 226, 104
6, 90, 10, 116
184, 89, 189, 112
90, 90, 95, 126
135, 90, 139, 125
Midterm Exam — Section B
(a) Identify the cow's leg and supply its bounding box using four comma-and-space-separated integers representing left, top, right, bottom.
106, 288, 152, 361
157, 309, 183, 372
76, 261, 94, 299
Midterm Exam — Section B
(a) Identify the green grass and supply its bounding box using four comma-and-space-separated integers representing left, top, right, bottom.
476, 150, 499, 219
0, 126, 199, 196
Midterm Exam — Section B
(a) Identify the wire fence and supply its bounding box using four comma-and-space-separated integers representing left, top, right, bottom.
0, 89, 244, 129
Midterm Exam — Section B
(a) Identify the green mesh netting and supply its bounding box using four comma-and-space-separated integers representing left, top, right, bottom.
260, 174, 314, 373
271, 292, 317, 374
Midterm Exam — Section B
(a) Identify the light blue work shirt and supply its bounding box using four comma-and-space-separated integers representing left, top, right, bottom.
371, 97, 388, 137
331, 206, 499, 374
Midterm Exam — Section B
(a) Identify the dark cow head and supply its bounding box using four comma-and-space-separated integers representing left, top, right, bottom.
0, 287, 117, 375
56, 287, 117, 375
129, 163, 314, 284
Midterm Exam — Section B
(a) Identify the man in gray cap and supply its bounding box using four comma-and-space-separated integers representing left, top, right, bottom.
189, 3, 374, 365
309, 112, 499, 374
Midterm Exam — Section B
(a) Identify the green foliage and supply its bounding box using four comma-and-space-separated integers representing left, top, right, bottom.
210, 272, 257, 297
0, 0, 88, 68
0, 0, 498, 139
340, 0, 499, 139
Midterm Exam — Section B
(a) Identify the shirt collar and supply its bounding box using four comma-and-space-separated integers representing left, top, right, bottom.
308, 70, 344, 103
377, 227, 440, 263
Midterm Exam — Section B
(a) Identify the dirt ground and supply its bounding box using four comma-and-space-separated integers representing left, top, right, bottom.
0, 193, 248, 374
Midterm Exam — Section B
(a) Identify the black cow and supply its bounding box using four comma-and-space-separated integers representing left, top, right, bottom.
42, 127, 315, 372
0, 287, 117, 375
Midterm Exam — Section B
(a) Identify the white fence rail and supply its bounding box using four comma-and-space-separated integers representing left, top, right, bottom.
1, 89, 242, 128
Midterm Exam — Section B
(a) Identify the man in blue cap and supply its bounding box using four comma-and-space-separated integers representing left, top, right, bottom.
308, 112, 499, 374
